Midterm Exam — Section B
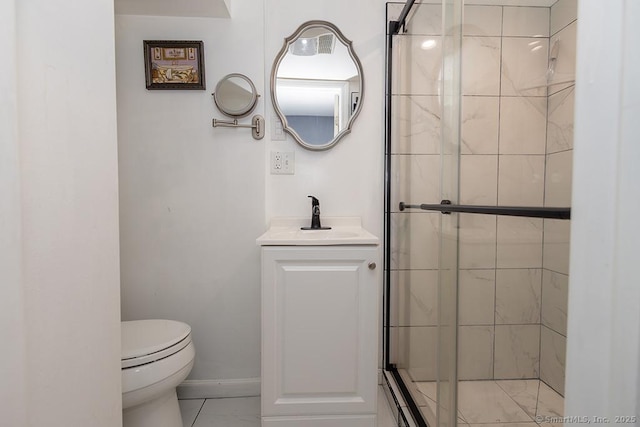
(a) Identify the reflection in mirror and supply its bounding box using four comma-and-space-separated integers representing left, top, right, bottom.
271, 21, 364, 150
213, 73, 259, 118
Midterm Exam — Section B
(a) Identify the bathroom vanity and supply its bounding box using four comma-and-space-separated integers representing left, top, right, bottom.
257, 218, 379, 427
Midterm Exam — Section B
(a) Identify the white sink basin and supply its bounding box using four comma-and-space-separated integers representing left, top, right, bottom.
257, 218, 379, 246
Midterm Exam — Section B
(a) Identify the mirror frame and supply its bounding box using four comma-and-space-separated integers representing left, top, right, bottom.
213, 73, 259, 118
270, 20, 365, 151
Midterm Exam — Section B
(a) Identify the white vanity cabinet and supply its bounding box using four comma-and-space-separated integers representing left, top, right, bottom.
260, 242, 379, 427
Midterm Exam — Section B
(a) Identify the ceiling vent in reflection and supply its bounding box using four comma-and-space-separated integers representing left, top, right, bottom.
290, 34, 335, 56
317, 34, 335, 54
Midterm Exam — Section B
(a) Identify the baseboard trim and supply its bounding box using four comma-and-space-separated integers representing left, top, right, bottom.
177, 378, 261, 399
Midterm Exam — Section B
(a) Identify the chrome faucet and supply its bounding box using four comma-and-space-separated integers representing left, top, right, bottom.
301, 195, 331, 230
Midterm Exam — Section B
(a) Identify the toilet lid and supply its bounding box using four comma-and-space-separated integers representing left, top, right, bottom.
121, 319, 191, 368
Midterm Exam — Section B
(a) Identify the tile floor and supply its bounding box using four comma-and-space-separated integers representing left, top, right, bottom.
178, 381, 562, 427
416, 379, 564, 427
178, 385, 397, 427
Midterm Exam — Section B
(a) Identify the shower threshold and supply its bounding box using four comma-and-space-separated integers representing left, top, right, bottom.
382, 369, 431, 427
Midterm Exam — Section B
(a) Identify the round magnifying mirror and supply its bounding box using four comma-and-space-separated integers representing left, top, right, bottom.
213, 73, 259, 118
271, 21, 364, 151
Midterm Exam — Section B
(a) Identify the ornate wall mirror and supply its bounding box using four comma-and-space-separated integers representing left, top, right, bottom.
271, 21, 364, 150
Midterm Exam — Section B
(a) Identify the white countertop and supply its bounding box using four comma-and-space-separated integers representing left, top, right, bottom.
256, 217, 379, 246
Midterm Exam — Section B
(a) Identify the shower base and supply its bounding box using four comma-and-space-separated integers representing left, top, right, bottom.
414, 378, 564, 426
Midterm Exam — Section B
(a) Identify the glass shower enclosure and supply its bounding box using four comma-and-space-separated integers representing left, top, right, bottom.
383, 1, 576, 426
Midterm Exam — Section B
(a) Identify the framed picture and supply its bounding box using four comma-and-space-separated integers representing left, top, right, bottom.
143, 40, 205, 90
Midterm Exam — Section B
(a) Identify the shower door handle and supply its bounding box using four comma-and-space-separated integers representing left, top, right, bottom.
399, 200, 571, 220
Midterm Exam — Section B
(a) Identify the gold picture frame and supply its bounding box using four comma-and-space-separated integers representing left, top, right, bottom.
143, 40, 205, 90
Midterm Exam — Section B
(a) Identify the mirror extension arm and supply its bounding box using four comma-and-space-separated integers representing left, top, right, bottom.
212, 116, 264, 140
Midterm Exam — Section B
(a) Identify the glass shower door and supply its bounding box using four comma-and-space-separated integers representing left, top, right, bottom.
385, 1, 574, 426
384, 1, 464, 425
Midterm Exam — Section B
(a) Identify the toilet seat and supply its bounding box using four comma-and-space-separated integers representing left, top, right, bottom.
121, 319, 192, 369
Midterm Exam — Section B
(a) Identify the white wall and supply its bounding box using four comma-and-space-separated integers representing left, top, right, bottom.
116, 0, 386, 393
116, 0, 266, 392
0, 0, 122, 425
0, 0, 26, 425
565, 0, 640, 420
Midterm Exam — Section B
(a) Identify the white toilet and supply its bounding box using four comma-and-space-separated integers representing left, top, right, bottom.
121, 319, 195, 427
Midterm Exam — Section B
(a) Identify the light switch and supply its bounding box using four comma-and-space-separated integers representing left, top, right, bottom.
271, 117, 286, 141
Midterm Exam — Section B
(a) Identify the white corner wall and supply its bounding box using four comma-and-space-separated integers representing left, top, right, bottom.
116, 0, 265, 392
566, 0, 640, 420
1, 0, 122, 425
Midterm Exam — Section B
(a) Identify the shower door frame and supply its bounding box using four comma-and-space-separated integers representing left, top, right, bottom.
383, 2, 573, 426
383, 1, 465, 425
383, 2, 432, 427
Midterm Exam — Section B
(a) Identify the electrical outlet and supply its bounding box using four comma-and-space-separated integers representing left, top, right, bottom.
271, 151, 294, 175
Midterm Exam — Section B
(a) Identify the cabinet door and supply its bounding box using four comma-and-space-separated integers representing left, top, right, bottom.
261, 246, 379, 418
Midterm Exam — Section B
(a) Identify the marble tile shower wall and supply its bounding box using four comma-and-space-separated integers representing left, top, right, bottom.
540, 0, 577, 396
388, 1, 576, 396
